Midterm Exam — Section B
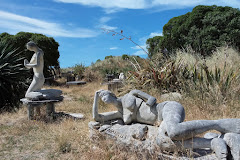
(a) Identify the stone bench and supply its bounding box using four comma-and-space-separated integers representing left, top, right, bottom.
20, 98, 63, 120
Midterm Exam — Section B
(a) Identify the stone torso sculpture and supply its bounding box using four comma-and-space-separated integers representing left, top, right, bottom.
24, 41, 45, 98
22, 41, 63, 120
23, 41, 62, 100
92, 89, 240, 159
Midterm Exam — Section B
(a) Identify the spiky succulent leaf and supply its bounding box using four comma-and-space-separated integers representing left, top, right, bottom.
0, 41, 29, 111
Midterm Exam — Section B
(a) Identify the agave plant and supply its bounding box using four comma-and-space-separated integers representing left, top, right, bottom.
0, 42, 29, 111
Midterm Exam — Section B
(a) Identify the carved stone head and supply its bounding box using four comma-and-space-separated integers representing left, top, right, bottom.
99, 90, 117, 104
26, 41, 38, 52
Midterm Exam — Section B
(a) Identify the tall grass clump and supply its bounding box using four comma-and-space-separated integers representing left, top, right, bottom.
126, 46, 240, 110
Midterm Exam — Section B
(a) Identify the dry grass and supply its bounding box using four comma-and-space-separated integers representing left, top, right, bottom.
0, 68, 239, 160
0, 81, 140, 160
0, 81, 113, 160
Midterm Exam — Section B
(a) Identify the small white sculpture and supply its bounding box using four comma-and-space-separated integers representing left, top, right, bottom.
24, 41, 45, 98
119, 72, 125, 81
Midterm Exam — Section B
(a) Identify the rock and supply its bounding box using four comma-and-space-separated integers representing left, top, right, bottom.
88, 121, 100, 130
160, 92, 182, 101
211, 138, 228, 160
204, 132, 221, 139
68, 113, 84, 119
223, 133, 240, 160
89, 122, 218, 159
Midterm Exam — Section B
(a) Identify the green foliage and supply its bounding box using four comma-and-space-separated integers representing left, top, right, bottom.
0, 32, 60, 77
87, 56, 144, 80
121, 54, 130, 60
147, 5, 240, 57
105, 55, 113, 59
96, 59, 101, 63
0, 41, 29, 111
73, 63, 85, 78
146, 36, 163, 58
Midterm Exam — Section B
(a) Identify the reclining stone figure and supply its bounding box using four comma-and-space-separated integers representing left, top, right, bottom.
92, 89, 240, 159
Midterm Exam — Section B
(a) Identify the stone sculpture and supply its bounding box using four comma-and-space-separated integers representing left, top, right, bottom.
24, 41, 45, 98
90, 89, 240, 159
21, 41, 63, 120
24, 41, 62, 100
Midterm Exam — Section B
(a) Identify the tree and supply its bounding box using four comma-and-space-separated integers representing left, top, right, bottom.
147, 5, 240, 57
146, 36, 163, 58
0, 32, 60, 77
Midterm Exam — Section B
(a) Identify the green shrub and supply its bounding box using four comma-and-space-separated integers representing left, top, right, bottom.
87, 56, 144, 80
73, 63, 85, 79
122, 54, 130, 60
105, 55, 113, 59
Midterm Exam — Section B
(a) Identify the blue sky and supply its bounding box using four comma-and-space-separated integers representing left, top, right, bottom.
0, 0, 240, 68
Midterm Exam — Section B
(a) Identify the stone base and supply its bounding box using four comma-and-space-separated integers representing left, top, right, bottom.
25, 89, 63, 101
20, 98, 63, 120
89, 121, 218, 159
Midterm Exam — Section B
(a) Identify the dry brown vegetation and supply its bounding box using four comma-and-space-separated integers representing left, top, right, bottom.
0, 82, 147, 160
0, 81, 239, 160
0, 46, 240, 159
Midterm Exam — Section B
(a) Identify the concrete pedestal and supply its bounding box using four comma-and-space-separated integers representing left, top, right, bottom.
21, 98, 62, 120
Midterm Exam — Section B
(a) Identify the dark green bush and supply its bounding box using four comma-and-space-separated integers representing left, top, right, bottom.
0, 42, 29, 111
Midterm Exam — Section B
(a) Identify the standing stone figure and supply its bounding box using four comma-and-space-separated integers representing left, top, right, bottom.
92, 89, 240, 159
24, 41, 45, 98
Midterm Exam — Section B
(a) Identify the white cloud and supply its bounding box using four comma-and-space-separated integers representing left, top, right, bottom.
149, 32, 163, 37
131, 45, 146, 50
99, 24, 117, 30
54, 0, 148, 9
133, 50, 147, 56
152, 0, 240, 9
0, 10, 98, 38
99, 17, 111, 24
96, 16, 117, 30
104, 8, 124, 14
131, 31, 162, 55
54, 0, 240, 13
109, 47, 118, 50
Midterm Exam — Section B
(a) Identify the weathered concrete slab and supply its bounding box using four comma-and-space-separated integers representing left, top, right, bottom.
20, 97, 63, 105
68, 113, 84, 119
66, 81, 86, 85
